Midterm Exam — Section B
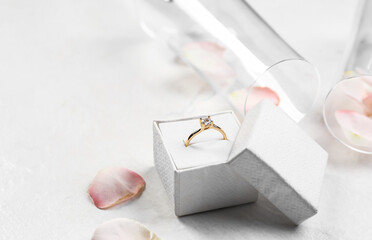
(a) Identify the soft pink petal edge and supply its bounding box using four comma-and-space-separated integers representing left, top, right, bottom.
362, 95, 372, 117
92, 218, 160, 240
245, 87, 280, 111
229, 86, 280, 112
335, 110, 372, 141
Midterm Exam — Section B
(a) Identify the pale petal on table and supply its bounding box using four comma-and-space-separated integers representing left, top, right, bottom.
92, 218, 160, 240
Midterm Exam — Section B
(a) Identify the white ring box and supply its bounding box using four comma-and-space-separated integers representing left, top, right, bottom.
153, 111, 258, 216
153, 100, 328, 223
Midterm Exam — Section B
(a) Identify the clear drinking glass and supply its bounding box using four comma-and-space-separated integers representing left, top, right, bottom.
136, 0, 320, 122
323, 0, 372, 154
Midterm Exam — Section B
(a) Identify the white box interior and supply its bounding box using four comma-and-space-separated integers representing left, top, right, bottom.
158, 112, 240, 170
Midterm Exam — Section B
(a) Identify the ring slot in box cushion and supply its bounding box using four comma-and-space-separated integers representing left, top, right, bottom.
228, 100, 328, 224
153, 112, 258, 216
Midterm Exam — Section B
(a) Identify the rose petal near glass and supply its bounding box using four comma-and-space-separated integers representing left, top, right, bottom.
335, 110, 372, 146
363, 95, 372, 117
92, 218, 160, 240
229, 86, 280, 113
88, 168, 145, 209
245, 87, 280, 111
340, 78, 372, 116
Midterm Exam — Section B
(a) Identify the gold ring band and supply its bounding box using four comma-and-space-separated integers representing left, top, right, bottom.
184, 116, 228, 147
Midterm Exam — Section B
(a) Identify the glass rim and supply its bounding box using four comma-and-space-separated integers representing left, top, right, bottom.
322, 74, 372, 154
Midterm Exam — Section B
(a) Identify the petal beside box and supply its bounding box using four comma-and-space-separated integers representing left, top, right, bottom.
228, 100, 328, 224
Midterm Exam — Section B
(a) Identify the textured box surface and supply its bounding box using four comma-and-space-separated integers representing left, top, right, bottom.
228, 100, 328, 224
153, 111, 258, 216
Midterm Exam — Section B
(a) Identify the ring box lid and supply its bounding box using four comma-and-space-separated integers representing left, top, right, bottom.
227, 100, 328, 224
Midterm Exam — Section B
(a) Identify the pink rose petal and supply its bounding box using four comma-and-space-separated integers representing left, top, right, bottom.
229, 86, 280, 113
335, 110, 372, 146
89, 168, 145, 209
245, 87, 280, 111
183, 41, 235, 79
92, 218, 160, 240
363, 95, 372, 117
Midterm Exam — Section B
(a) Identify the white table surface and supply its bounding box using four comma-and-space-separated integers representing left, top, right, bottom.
1, 0, 371, 239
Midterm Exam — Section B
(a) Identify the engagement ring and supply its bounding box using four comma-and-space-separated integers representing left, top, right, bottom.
184, 116, 227, 147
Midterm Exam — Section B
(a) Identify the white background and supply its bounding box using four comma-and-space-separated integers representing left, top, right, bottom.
1, 0, 371, 239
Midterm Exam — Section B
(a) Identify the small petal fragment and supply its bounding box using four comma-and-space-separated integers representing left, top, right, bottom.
183, 41, 235, 80
245, 87, 280, 111
363, 95, 372, 117
335, 110, 372, 146
89, 168, 145, 209
229, 86, 280, 112
92, 218, 160, 240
